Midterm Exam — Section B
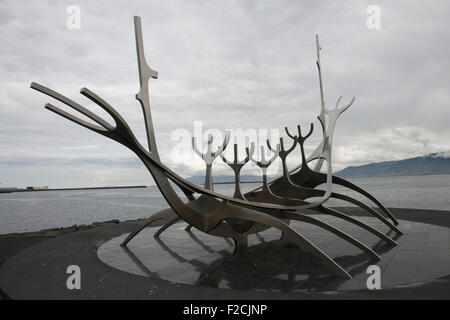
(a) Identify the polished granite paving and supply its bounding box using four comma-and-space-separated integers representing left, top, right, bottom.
97, 215, 450, 292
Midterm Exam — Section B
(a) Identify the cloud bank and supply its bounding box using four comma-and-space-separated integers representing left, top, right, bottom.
0, 0, 449, 187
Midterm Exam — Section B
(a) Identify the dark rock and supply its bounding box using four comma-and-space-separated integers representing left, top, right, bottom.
44, 230, 63, 237
104, 219, 120, 224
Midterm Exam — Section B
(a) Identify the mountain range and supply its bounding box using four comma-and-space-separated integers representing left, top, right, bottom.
335, 151, 450, 178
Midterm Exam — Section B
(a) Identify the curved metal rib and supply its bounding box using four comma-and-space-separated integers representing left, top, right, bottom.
154, 216, 181, 238
315, 206, 397, 246
121, 208, 176, 246
249, 139, 399, 245
225, 204, 351, 278
326, 192, 402, 234
279, 210, 381, 260
247, 179, 397, 247
331, 176, 399, 225
267, 125, 401, 235
272, 183, 402, 235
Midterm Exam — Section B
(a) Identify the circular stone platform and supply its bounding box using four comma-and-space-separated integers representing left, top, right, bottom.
98, 215, 450, 292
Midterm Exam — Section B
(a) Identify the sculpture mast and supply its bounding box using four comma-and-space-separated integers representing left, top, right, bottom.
316, 34, 326, 125
314, 34, 327, 171
134, 16, 160, 161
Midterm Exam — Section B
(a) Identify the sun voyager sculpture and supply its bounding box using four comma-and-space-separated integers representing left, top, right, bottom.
31, 16, 402, 279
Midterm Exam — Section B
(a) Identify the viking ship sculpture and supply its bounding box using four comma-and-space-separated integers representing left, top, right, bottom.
31, 16, 401, 279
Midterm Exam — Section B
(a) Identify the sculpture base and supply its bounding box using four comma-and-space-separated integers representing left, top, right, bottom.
98, 215, 450, 292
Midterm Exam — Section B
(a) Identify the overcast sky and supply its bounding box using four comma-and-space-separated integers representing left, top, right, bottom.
0, 0, 449, 188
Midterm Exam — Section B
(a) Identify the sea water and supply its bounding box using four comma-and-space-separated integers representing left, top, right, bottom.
0, 174, 449, 234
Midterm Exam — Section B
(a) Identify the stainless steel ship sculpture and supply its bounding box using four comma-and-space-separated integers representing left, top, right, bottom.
31, 16, 402, 279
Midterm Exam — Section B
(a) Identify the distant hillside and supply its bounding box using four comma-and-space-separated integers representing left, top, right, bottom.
336, 151, 450, 178
188, 175, 262, 185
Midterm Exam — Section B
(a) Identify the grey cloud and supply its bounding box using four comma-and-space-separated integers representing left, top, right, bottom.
0, 0, 449, 187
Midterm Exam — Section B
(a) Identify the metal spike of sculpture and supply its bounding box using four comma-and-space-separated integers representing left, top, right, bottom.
192, 133, 231, 191
30, 16, 401, 279
221, 143, 255, 200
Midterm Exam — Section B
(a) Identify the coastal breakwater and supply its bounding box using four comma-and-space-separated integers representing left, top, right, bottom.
0, 185, 147, 193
